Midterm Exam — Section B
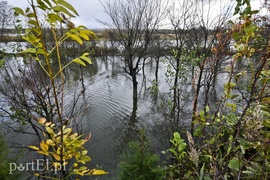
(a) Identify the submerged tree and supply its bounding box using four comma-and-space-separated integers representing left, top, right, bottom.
188, 0, 234, 134
100, 0, 166, 120
156, 0, 233, 133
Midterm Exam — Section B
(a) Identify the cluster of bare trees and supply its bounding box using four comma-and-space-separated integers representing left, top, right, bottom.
99, 0, 167, 121
100, 0, 235, 130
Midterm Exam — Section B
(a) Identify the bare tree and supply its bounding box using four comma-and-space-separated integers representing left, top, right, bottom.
100, 0, 166, 112
0, 60, 88, 147
0, 1, 14, 37
164, 0, 195, 128
161, 0, 233, 132
188, 0, 234, 134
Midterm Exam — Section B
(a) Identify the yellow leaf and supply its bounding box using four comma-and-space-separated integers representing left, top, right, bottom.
57, 147, 62, 155
80, 33, 89, 40
78, 155, 91, 164
69, 133, 78, 139
90, 169, 109, 175
45, 126, 54, 135
83, 52, 90, 56
46, 139, 54, 146
82, 150, 88, 155
72, 58, 86, 66
29, 146, 39, 151
50, 123, 55, 127
262, 97, 270, 104
77, 166, 87, 171
70, 34, 83, 45
40, 141, 49, 152
80, 56, 92, 64
74, 163, 78, 168
45, 122, 52, 126
38, 118, 46, 124
81, 169, 90, 174
75, 152, 81, 160
37, 150, 49, 156
52, 153, 61, 161
63, 127, 72, 134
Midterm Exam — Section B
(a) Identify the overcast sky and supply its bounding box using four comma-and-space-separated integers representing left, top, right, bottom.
7, 0, 263, 29
7, 0, 107, 29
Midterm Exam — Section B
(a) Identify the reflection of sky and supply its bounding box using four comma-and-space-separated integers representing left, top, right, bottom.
7, 0, 263, 29
0, 42, 26, 54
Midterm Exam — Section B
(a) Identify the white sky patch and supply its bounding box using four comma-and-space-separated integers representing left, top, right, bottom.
6, 0, 267, 29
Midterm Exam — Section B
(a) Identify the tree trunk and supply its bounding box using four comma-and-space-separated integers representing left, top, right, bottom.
191, 64, 204, 135
132, 73, 138, 101
130, 95, 138, 123
171, 57, 180, 123
131, 72, 138, 123
155, 57, 159, 86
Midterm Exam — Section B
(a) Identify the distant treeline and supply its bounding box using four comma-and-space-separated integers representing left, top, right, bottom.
0, 27, 225, 42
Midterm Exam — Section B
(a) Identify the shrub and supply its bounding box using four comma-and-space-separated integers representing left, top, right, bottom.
117, 130, 164, 180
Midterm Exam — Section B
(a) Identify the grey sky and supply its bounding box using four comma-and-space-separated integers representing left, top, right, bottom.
7, 0, 107, 29
6, 0, 262, 29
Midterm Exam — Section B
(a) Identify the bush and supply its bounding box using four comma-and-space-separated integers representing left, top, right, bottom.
0, 132, 21, 180
117, 130, 164, 180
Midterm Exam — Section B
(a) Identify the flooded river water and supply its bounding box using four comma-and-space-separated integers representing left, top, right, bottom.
0, 53, 228, 179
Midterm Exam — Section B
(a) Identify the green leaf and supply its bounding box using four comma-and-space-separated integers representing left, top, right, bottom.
178, 142, 187, 152
28, 20, 38, 26
72, 58, 86, 66
12, 7, 25, 16
22, 48, 36, 54
48, 13, 63, 21
53, 5, 75, 17
0, 59, 5, 67
199, 163, 205, 180
26, 13, 36, 18
58, 0, 79, 16
228, 157, 240, 171
43, 0, 53, 8
243, 170, 254, 175
36, 48, 46, 55
168, 149, 177, 157
205, 106, 210, 113
37, 0, 49, 10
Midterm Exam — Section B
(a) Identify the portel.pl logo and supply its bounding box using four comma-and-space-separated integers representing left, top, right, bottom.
9, 159, 66, 174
